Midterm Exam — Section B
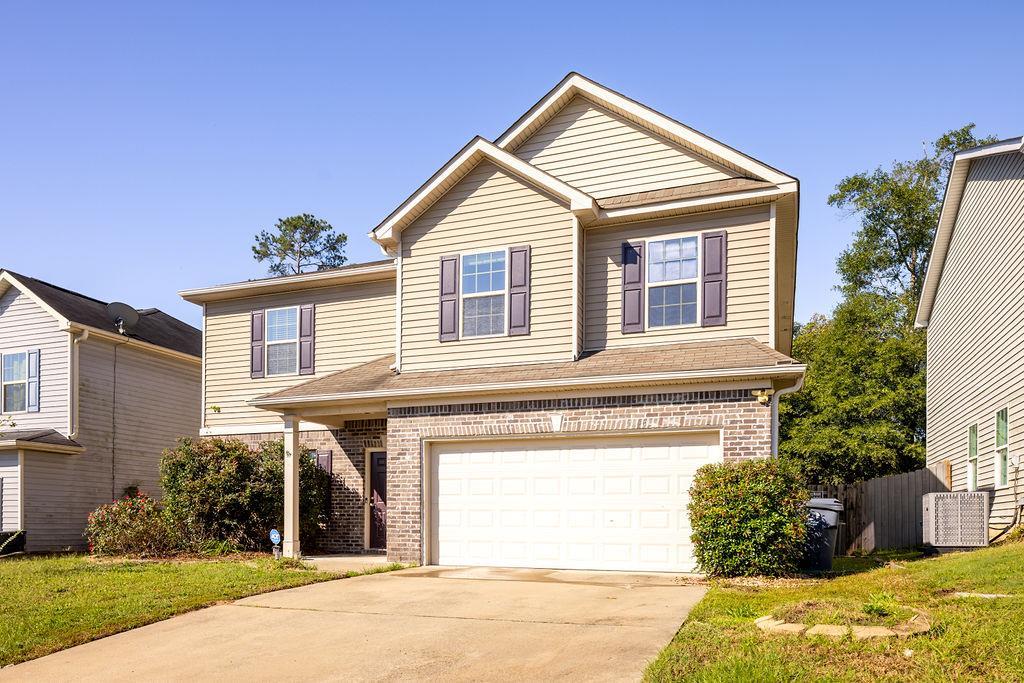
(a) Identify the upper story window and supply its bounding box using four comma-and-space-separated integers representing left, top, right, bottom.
266, 307, 299, 376
647, 236, 698, 327
967, 423, 978, 491
995, 407, 1009, 488
2, 351, 28, 413
461, 250, 507, 337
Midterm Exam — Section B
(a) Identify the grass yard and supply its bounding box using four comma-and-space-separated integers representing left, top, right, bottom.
0, 554, 351, 667
646, 541, 1024, 682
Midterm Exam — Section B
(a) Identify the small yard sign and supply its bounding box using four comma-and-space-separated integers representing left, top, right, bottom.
270, 529, 281, 546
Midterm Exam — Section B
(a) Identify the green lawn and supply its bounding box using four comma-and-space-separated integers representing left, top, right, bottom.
646, 541, 1024, 682
0, 554, 346, 667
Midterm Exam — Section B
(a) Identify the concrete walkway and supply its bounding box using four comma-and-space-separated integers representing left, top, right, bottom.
1, 566, 705, 682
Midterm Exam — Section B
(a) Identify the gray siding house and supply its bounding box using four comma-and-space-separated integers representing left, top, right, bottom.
916, 137, 1024, 533
0, 270, 201, 551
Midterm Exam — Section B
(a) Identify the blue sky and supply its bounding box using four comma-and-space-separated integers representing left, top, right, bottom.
2, 2, 1022, 329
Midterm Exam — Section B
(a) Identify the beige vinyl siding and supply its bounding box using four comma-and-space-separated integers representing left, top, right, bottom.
513, 96, 737, 200
0, 286, 69, 430
401, 161, 574, 373
204, 279, 395, 427
927, 151, 1024, 528
22, 337, 200, 551
0, 451, 19, 531
585, 206, 772, 350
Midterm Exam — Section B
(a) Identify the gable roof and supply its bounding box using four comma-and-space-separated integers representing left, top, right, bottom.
0, 428, 84, 454
370, 137, 598, 250
0, 270, 202, 358
915, 136, 1024, 328
250, 338, 802, 408
496, 73, 797, 188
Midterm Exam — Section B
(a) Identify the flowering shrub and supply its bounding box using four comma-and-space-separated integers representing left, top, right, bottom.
85, 493, 179, 556
689, 458, 808, 577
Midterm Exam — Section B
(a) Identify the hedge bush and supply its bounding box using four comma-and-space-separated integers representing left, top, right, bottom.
85, 493, 179, 556
688, 458, 808, 577
160, 438, 331, 551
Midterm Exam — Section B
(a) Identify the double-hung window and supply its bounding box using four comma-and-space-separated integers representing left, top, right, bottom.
265, 307, 299, 376
967, 423, 978, 491
461, 250, 506, 337
1, 351, 28, 413
995, 407, 1009, 488
647, 236, 698, 327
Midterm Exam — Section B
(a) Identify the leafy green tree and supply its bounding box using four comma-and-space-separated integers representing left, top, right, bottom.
781, 125, 996, 484
252, 213, 347, 276
779, 294, 926, 484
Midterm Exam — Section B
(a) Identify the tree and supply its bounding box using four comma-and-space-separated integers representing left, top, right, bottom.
780, 125, 996, 484
828, 125, 997, 302
252, 213, 347, 276
779, 294, 926, 484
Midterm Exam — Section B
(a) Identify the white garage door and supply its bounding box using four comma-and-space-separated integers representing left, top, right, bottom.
429, 433, 721, 572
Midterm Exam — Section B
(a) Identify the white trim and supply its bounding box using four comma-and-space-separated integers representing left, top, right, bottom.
179, 261, 396, 304
967, 423, 979, 492
1, 349, 30, 415
594, 184, 794, 225
768, 202, 777, 349
496, 73, 797, 186
770, 376, 803, 456
264, 305, 300, 377
201, 302, 208, 429
995, 406, 1010, 489
571, 216, 581, 360
459, 247, 509, 339
394, 234, 403, 373
64, 324, 200, 364
916, 137, 1024, 327
370, 137, 598, 248
199, 420, 336, 436
643, 233, 702, 331
17, 450, 25, 529
0, 272, 71, 329
1, 440, 84, 455
249, 363, 807, 408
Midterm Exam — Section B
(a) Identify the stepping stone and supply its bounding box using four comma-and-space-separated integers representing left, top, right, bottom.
893, 614, 931, 637
851, 625, 897, 640
805, 624, 849, 639
953, 592, 1013, 599
755, 616, 784, 631
765, 622, 808, 635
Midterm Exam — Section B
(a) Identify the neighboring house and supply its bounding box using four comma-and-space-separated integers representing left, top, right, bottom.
180, 73, 803, 571
0, 270, 201, 551
916, 136, 1024, 534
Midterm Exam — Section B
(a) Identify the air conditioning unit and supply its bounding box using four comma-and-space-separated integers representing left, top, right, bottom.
922, 492, 989, 547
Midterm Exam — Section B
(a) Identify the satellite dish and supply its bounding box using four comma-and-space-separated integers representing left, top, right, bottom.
106, 302, 140, 335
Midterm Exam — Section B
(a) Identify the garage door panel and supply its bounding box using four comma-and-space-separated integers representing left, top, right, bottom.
432, 433, 720, 572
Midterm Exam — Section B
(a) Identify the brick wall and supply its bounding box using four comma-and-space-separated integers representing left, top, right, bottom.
216, 419, 386, 553
385, 389, 771, 563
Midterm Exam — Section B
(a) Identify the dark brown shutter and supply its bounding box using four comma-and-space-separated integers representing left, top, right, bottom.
621, 241, 645, 334
508, 245, 531, 336
701, 230, 727, 327
439, 254, 459, 342
298, 304, 315, 375
250, 310, 264, 378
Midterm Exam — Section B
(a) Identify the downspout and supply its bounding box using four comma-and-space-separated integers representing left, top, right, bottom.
68, 329, 89, 439
770, 376, 804, 457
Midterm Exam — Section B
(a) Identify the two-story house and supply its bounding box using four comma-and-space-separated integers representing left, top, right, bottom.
916, 136, 1024, 536
0, 270, 201, 551
180, 74, 803, 572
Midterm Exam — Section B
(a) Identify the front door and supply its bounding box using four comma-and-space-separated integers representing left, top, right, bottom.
369, 451, 387, 549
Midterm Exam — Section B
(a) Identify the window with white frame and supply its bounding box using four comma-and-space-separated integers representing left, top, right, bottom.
647, 236, 698, 327
1, 352, 28, 413
265, 307, 299, 376
995, 407, 1009, 488
967, 423, 978, 492
461, 250, 506, 337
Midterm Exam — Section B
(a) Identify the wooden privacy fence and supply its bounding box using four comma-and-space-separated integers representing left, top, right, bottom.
809, 462, 951, 554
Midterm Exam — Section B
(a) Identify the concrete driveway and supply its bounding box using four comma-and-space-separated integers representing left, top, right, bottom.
1, 565, 705, 682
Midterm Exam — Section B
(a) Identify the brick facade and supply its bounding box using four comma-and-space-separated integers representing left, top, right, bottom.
224, 419, 386, 553
385, 389, 771, 563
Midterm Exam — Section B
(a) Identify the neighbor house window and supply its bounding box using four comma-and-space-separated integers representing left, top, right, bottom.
265, 307, 299, 376
967, 423, 978, 491
1, 352, 28, 413
647, 236, 698, 327
995, 407, 1009, 488
461, 250, 506, 337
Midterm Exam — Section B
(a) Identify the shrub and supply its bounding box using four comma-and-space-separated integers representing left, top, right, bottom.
689, 458, 808, 577
159, 437, 330, 551
85, 493, 179, 556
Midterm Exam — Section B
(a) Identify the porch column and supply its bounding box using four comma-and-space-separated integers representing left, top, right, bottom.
282, 415, 301, 558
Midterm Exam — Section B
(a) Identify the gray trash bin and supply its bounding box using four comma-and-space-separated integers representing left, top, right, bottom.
805, 498, 843, 571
